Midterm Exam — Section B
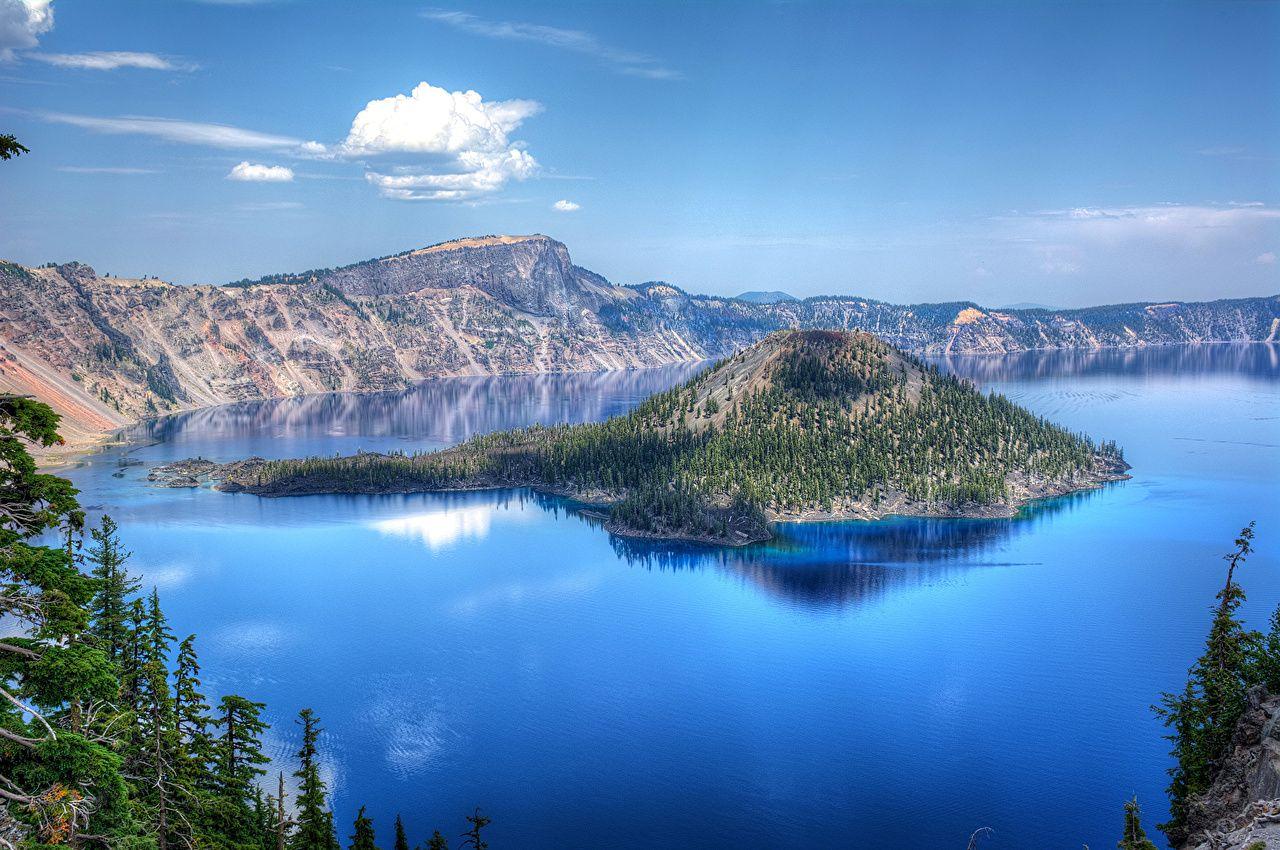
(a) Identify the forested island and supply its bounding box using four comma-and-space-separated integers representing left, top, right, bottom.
157, 331, 1130, 545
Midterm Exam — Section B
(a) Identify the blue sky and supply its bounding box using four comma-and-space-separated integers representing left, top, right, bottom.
0, 0, 1276, 306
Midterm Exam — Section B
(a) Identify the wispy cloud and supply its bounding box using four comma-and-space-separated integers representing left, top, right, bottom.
422, 9, 680, 80
38, 110, 307, 149
552, 199, 580, 212
30, 50, 198, 71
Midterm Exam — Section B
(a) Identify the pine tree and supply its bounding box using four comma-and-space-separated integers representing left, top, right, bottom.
393, 814, 409, 850
135, 588, 185, 850
0, 394, 128, 843
1156, 522, 1259, 844
85, 514, 139, 665
460, 810, 489, 850
425, 832, 449, 850
291, 708, 340, 850
349, 806, 379, 850
173, 634, 215, 782
213, 694, 271, 841
1117, 796, 1159, 850
1256, 604, 1280, 693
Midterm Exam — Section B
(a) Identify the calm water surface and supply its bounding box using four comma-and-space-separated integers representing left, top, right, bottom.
60, 345, 1280, 849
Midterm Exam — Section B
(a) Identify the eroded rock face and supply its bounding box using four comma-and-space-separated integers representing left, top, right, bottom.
319, 235, 600, 317
1183, 687, 1280, 850
1, 236, 1277, 446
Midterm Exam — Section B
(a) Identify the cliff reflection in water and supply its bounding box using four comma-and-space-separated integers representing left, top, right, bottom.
538, 487, 1102, 610
127, 361, 709, 452
936, 341, 1280, 384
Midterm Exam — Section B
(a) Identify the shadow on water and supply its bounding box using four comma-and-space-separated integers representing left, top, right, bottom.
533, 485, 1110, 611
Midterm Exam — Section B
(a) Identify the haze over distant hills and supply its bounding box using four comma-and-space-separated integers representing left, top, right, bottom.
1, 233, 1277, 448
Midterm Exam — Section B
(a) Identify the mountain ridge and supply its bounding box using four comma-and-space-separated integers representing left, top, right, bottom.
1, 234, 1277, 457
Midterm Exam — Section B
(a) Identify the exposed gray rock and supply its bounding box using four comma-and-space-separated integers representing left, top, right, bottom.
1, 236, 1277, 445
1183, 687, 1280, 850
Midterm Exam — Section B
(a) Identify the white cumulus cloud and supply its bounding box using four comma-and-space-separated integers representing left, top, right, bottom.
0, 0, 52, 61
552, 199, 580, 212
227, 161, 294, 182
343, 81, 541, 201
30, 50, 197, 71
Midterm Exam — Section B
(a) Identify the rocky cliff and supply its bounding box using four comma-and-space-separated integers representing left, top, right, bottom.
1, 233, 1277, 453
1181, 687, 1280, 850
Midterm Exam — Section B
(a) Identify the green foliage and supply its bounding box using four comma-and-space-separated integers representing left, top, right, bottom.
292, 709, 340, 850
1156, 523, 1262, 845
87, 514, 139, 665
0, 134, 28, 161
212, 695, 271, 842
1117, 796, 1159, 850
393, 814, 408, 850
0, 394, 125, 842
349, 806, 378, 850
0, 317, 494, 850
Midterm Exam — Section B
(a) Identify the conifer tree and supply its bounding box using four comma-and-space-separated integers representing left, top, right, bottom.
0, 394, 126, 843
1117, 796, 1159, 850
459, 810, 489, 850
1256, 604, 1280, 693
86, 514, 139, 664
349, 806, 379, 850
1156, 523, 1259, 844
135, 589, 189, 850
393, 814, 409, 850
425, 832, 449, 850
291, 708, 340, 850
213, 694, 271, 841
173, 634, 215, 782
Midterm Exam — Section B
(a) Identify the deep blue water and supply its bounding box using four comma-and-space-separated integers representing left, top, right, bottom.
59, 345, 1280, 849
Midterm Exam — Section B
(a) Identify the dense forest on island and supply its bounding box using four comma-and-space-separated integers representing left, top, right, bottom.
206, 331, 1128, 545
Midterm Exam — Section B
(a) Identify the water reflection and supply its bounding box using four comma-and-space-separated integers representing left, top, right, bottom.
936, 342, 1280, 384
537, 485, 1105, 610
127, 362, 708, 452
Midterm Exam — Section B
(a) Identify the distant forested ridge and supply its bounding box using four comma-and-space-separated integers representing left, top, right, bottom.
1, 234, 1275, 452
181, 331, 1129, 545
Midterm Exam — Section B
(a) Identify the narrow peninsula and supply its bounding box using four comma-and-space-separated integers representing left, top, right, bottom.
155, 331, 1130, 545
